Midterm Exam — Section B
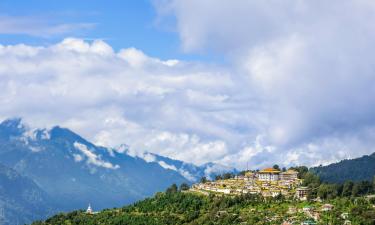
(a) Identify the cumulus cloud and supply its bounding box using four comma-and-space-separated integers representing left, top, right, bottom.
0, 38, 240, 166
152, 0, 375, 167
3, 0, 375, 173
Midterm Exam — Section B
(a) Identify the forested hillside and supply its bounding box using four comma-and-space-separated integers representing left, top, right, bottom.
311, 153, 375, 183
33, 186, 375, 225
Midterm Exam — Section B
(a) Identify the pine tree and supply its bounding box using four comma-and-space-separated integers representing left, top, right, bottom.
180, 183, 190, 191
342, 181, 354, 197
166, 184, 178, 194
273, 164, 280, 170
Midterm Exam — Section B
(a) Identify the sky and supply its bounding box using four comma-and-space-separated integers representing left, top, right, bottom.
1, 0, 375, 169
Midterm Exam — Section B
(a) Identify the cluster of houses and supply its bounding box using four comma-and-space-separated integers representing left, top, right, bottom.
192, 167, 311, 199
282, 204, 351, 225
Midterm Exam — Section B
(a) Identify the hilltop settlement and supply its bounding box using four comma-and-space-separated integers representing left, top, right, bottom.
192, 167, 310, 200
32, 164, 375, 225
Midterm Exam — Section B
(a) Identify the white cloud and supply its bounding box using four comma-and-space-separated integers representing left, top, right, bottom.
73, 154, 84, 162
118, 47, 180, 68
125, 151, 197, 181
0, 15, 94, 37
151, 0, 375, 168
140, 131, 229, 165
142, 153, 157, 163
73, 142, 120, 169
158, 161, 177, 171
202, 163, 234, 180
0, 38, 238, 165
177, 169, 196, 182
2, 10, 375, 172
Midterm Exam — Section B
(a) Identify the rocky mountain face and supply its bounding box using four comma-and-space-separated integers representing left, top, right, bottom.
0, 118, 236, 224
0, 163, 54, 225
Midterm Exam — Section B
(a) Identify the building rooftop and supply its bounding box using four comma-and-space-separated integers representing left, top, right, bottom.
259, 168, 281, 173
281, 169, 299, 174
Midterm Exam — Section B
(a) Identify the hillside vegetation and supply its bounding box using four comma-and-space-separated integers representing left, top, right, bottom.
33, 186, 375, 225
311, 153, 375, 183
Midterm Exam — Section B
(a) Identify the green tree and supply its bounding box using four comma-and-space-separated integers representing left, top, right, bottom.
342, 181, 354, 197
352, 183, 360, 197
200, 176, 208, 183
179, 183, 190, 191
166, 184, 178, 194
352, 181, 372, 197
290, 166, 308, 178
318, 183, 338, 199
303, 172, 321, 187
273, 164, 280, 170
222, 173, 233, 179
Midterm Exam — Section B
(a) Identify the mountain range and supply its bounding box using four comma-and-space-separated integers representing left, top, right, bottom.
3, 117, 375, 224
0, 118, 236, 224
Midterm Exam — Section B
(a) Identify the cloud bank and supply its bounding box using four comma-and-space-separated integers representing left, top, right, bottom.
0, 38, 240, 166
2, 0, 375, 169
153, 0, 375, 167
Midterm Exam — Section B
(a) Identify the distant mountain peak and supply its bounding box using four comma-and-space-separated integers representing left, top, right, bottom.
0, 117, 22, 127
49, 126, 87, 143
0, 117, 28, 137
1, 117, 23, 127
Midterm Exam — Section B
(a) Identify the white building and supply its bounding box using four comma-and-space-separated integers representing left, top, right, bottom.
216, 189, 231, 194
280, 169, 298, 181
257, 168, 280, 181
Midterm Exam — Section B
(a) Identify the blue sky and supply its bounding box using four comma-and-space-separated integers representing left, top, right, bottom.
0, 0, 194, 60
1, 0, 375, 169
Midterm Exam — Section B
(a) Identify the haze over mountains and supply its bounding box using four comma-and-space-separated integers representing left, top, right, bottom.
0, 118, 236, 224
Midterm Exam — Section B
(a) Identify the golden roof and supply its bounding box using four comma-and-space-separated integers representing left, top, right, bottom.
259, 168, 280, 173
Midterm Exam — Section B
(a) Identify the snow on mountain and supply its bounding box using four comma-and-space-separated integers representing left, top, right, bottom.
0, 117, 237, 220
73, 142, 120, 169
0, 118, 188, 213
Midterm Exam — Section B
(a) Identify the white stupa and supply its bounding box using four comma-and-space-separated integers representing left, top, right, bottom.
86, 203, 93, 214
